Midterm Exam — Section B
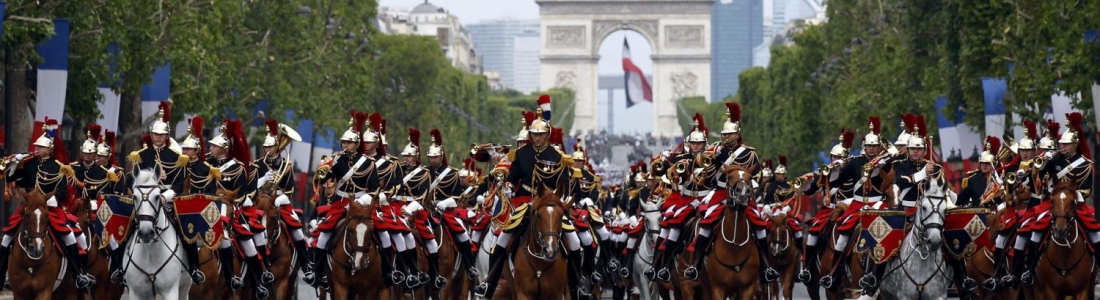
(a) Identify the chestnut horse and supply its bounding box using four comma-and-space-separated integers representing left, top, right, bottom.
73, 196, 123, 300
967, 204, 1015, 300
704, 164, 760, 300
328, 198, 388, 299
510, 179, 570, 300
436, 214, 472, 300
806, 202, 864, 300
766, 212, 798, 300
7, 190, 78, 300
253, 193, 300, 299
1032, 179, 1094, 299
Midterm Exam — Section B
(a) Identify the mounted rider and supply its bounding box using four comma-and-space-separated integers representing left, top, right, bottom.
308, 112, 380, 288
385, 127, 426, 289
797, 129, 856, 287
209, 118, 275, 298
760, 156, 803, 245
419, 128, 466, 289
252, 118, 311, 276
74, 124, 116, 204
0, 117, 96, 290
566, 137, 609, 286
990, 119, 1046, 290
475, 94, 591, 300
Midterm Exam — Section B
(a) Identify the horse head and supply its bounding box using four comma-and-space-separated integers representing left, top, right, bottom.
17, 190, 54, 259
917, 169, 949, 247
528, 178, 568, 262
768, 212, 792, 257
722, 163, 758, 207
131, 167, 165, 243
1050, 178, 1078, 241
344, 198, 377, 275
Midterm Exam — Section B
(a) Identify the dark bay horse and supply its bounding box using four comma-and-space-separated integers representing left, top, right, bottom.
8, 190, 77, 300
254, 193, 300, 299
74, 196, 123, 300
767, 212, 798, 300
704, 164, 760, 300
1032, 179, 1094, 299
328, 198, 388, 300
510, 180, 570, 300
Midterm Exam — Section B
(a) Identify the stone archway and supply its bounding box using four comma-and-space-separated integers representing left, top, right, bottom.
538, 0, 713, 137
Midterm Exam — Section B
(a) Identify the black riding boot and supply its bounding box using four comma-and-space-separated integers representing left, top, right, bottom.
950, 256, 977, 293
182, 242, 205, 284
1002, 243, 1029, 289
619, 247, 637, 278
798, 243, 818, 283
983, 247, 1007, 291
379, 246, 402, 287
245, 255, 271, 299
256, 244, 270, 265
756, 237, 780, 283
657, 239, 679, 282
1020, 238, 1041, 285
643, 237, 666, 280
400, 249, 424, 289
583, 245, 600, 283
292, 239, 311, 274
568, 250, 594, 300
64, 244, 96, 290
684, 235, 710, 280
0, 245, 10, 289
109, 246, 127, 286
219, 247, 243, 290
427, 252, 445, 289
859, 262, 887, 296
455, 239, 480, 279
474, 245, 508, 299
599, 240, 617, 274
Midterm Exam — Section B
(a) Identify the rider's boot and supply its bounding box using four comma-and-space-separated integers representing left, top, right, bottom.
0, 244, 10, 290
311, 247, 331, 289
755, 236, 780, 283
182, 241, 206, 284
256, 244, 271, 265
583, 244, 600, 283
949, 256, 977, 293
474, 245, 508, 299
245, 255, 271, 299
292, 239, 311, 276
427, 252, 446, 289
65, 243, 96, 290
567, 249, 594, 300
798, 242, 817, 283
983, 247, 1006, 291
643, 236, 665, 280
858, 262, 887, 297
219, 247, 243, 290
455, 239, 480, 279
379, 246, 402, 287
400, 249, 424, 289
600, 240, 618, 273
684, 234, 710, 280
1020, 238, 1041, 285
1002, 243, 1028, 289
108, 246, 127, 286
619, 247, 637, 278
819, 248, 844, 288
656, 239, 679, 283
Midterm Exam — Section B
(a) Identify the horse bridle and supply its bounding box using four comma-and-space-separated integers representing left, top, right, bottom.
134, 184, 170, 242
525, 203, 563, 262
1050, 189, 1078, 244
18, 206, 52, 261
725, 176, 753, 208
339, 215, 376, 275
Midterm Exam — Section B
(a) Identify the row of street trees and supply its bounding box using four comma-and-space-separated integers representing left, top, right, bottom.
1, 0, 572, 164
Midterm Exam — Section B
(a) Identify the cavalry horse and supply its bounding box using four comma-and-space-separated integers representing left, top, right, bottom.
703, 164, 760, 300
1031, 179, 1094, 299
73, 196, 124, 300
253, 192, 300, 299
7, 190, 78, 300
630, 192, 662, 300
967, 183, 1026, 300
327, 198, 388, 300
767, 211, 799, 300
877, 168, 952, 300
188, 202, 238, 300
124, 167, 192, 300
435, 214, 472, 300
510, 178, 571, 300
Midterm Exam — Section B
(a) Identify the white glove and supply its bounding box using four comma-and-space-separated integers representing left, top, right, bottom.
355, 193, 374, 206
13, 153, 29, 161
436, 197, 458, 212
46, 196, 58, 207
579, 198, 594, 208
257, 171, 274, 187
161, 189, 177, 203
274, 194, 291, 206
628, 216, 638, 227
377, 192, 389, 206
476, 195, 486, 204
404, 201, 424, 216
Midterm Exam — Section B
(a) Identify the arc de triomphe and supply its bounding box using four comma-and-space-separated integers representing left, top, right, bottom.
537, 0, 713, 137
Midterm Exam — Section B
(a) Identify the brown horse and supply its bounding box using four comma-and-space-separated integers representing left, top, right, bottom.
189, 202, 239, 300
704, 164, 761, 300
7, 190, 78, 300
253, 193, 300, 299
510, 180, 570, 300
73, 197, 124, 300
766, 212, 798, 300
807, 202, 863, 300
328, 198, 388, 299
967, 203, 1017, 300
435, 215, 472, 300
1032, 179, 1093, 299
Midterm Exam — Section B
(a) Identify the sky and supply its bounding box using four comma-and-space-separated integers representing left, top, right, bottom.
380, 0, 658, 134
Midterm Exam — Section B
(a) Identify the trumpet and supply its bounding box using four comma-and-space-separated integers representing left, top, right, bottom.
652, 157, 667, 174
695, 152, 714, 169
673, 160, 690, 174
1005, 171, 1019, 185
490, 167, 509, 181
819, 159, 845, 176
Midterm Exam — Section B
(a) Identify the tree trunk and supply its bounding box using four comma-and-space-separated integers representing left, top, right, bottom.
118, 90, 142, 158
8, 65, 33, 154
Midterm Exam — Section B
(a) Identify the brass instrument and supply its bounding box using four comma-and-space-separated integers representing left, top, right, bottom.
673, 159, 690, 174
651, 157, 667, 174
257, 164, 288, 196
1005, 171, 1019, 185
695, 152, 713, 169
819, 159, 845, 176
490, 166, 508, 182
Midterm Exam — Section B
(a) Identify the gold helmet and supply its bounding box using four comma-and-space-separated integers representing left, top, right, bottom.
774, 155, 788, 174
149, 101, 172, 134
761, 159, 774, 178
633, 162, 648, 183
829, 130, 855, 157
1039, 119, 1059, 151
894, 113, 913, 146
721, 102, 741, 134
33, 117, 60, 149
529, 95, 552, 134
340, 112, 366, 143
427, 129, 444, 158
1017, 119, 1038, 151
905, 115, 927, 149
181, 117, 204, 150
401, 128, 421, 157
863, 116, 882, 146
979, 136, 999, 164
1059, 112, 1083, 145
362, 113, 382, 143
571, 137, 587, 161
517, 111, 536, 141
686, 113, 708, 143
209, 120, 231, 149
97, 130, 116, 163
262, 118, 303, 152
81, 124, 103, 154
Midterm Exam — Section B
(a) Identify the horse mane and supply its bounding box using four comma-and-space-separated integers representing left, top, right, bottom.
19, 190, 52, 211
532, 178, 569, 211
132, 167, 159, 187
722, 163, 758, 179
769, 212, 788, 225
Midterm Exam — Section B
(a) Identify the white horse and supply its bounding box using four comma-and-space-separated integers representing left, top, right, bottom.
124, 167, 192, 300
629, 198, 662, 300
876, 172, 954, 300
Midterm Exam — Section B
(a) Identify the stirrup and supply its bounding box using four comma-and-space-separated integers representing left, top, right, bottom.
302, 270, 316, 285
642, 267, 656, 280
110, 269, 126, 285
230, 276, 245, 290
405, 274, 422, 289
684, 266, 700, 280
434, 275, 448, 289
467, 267, 480, 279
191, 270, 206, 284
961, 277, 978, 292
254, 286, 270, 299
619, 266, 631, 278
76, 274, 96, 289
981, 277, 998, 291
858, 274, 877, 290
390, 270, 406, 284
574, 288, 593, 300
474, 282, 491, 297
260, 270, 274, 285
796, 268, 811, 283
591, 271, 603, 283
763, 267, 779, 282
1021, 270, 1035, 285
607, 259, 620, 270
820, 275, 835, 288
656, 267, 671, 282
1000, 274, 1019, 289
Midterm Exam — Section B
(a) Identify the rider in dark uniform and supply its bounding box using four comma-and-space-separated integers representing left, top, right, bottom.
251, 118, 310, 276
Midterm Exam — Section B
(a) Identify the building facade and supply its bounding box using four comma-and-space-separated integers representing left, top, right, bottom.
377, 2, 481, 73
512, 31, 541, 94
468, 19, 540, 90
711, 0, 763, 101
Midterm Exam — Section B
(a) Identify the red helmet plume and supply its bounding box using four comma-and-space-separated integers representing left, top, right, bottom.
1047, 119, 1061, 140
265, 119, 279, 137
192, 116, 206, 161
104, 130, 117, 165
368, 113, 383, 134
778, 155, 787, 167
868, 116, 881, 135
158, 101, 171, 122
841, 130, 855, 149
725, 102, 741, 123
87, 124, 102, 144
985, 136, 1001, 155
1023, 119, 1038, 140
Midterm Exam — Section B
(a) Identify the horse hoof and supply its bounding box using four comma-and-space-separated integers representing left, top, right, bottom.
820, 275, 834, 289
642, 267, 656, 280
684, 267, 699, 280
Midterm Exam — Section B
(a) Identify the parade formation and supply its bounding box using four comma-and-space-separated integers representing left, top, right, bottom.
1, 95, 1099, 300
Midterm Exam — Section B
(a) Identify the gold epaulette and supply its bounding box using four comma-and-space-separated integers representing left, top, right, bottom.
208, 163, 222, 181
127, 151, 142, 165
59, 164, 75, 178
962, 176, 970, 189
594, 175, 603, 183
965, 169, 979, 176
561, 154, 574, 167
177, 155, 190, 168
507, 150, 516, 162
571, 167, 583, 179
107, 170, 120, 183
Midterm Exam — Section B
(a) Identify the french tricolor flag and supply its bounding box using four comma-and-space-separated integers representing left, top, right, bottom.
35, 19, 70, 125
622, 39, 652, 108
96, 44, 122, 132
140, 65, 172, 119
310, 128, 337, 170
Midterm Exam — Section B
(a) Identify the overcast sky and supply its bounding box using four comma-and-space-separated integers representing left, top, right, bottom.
380, 0, 657, 134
